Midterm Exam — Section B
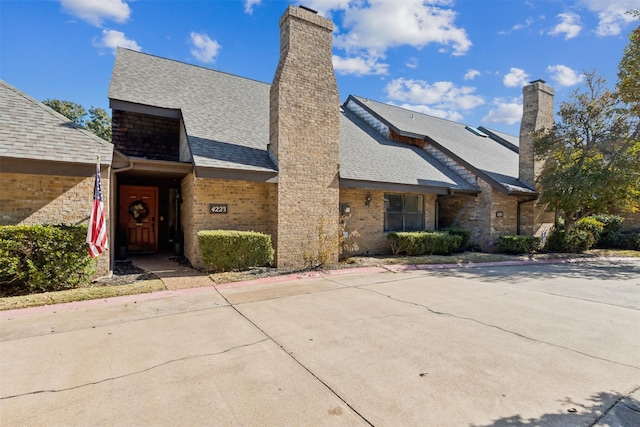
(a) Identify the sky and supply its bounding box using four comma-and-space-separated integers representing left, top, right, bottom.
1, 0, 639, 136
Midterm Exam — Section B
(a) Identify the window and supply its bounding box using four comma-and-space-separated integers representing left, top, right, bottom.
384, 194, 424, 232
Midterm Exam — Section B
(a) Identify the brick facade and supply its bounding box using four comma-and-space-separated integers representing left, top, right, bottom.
0, 171, 111, 276
180, 173, 277, 268
269, 6, 341, 268
112, 110, 180, 161
339, 188, 437, 256
519, 80, 555, 237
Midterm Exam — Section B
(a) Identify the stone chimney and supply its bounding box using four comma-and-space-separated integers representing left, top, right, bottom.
519, 79, 554, 188
269, 6, 341, 268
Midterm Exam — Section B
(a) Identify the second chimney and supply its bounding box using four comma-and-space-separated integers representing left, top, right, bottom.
269, 6, 341, 268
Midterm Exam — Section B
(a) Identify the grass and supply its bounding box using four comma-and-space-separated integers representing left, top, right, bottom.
2, 249, 638, 311
0, 279, 166, 311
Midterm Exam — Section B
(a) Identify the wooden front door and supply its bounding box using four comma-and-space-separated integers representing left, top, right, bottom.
119, 185, 159, 253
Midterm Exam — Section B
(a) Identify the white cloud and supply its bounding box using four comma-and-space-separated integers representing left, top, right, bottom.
464, 69, 481, 81
499, 17, 534, 35
60, 0, 131, 27
244, 0, 261, 15
548, 13, 582, 40
301, 0, 471, 76
503, 68, 529, 87
93, 29, 140, 53
482, 99, 523, 125
385, 78, 484, 113
332, 54, 389, 76
394, 103, 464, 122
547, 65, 585, 87
580, 0, 640, 36
190, 32, 221, 64
405, 57, 419, 69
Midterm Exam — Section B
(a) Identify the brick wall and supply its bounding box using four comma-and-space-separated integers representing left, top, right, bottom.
0, 171, 111, 276
519, 80, 555, 237
181, 174, 277, 269
339, 188, 436, 256
269, 6, 341, 268
112, 110, 180, 161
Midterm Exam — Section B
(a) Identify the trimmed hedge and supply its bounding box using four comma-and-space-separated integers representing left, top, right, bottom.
387, 231, 463, 256
590, 214, 624, 248
496, 235, 541, 254
544, 228, 595, 253
198, 230, 274, 272
0, 224, 96, 296
440, 227, 472, 252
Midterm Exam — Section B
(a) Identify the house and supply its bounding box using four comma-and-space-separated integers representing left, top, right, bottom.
107, 5, 554, 270
0, 80, 114, 276
1, 5, 556, 274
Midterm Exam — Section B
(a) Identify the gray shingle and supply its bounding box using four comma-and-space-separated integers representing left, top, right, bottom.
0, 80, 113, 165
340, 108, 477, 192
109, 48, 275, 173
351, 96, 533, 194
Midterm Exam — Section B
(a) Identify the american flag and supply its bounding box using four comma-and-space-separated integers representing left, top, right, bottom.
87, 161, 108, 258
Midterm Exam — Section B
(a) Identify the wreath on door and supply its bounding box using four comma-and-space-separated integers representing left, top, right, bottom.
129, 200, 149, 221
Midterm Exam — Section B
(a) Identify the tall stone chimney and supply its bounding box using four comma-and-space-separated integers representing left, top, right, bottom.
519, 79, 554, 188
269, 6, 341, 268
519, 79, 555, 237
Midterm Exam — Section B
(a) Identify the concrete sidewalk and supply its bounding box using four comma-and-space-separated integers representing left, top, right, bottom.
1, 258, 639, 426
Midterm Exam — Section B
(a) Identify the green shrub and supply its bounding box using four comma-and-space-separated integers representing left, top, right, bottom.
496, 235, 541, 254
387, 231, 463, 256
574, 217, 605, 243
198, 230, 274, 272
0, 224, 96, 296
619, 229, 640, 251
544, 227, 594, 253
590, 214, 624, 248
440, 227, 472, 252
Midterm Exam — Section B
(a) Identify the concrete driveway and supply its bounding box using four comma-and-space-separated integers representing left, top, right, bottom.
1, 259, 639, 426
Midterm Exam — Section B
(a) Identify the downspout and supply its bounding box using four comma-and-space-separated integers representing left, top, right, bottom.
516, 196, 537, 235
435, 189, 456, 230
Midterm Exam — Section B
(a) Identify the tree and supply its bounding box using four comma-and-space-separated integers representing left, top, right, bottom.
42, 98, 112, 142
533, 71, 640, 232
42, 99, 87, 127
87, 107, 112, 142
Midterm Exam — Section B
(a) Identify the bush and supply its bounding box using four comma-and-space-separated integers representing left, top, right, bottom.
496, 235, 541, 254
619, 229, 640, 251
590, 214, 624, 248
387, 231, 463, 256
440, 228, 472, 252
0, 224, 96, 296
198, 230, 274, 272
574, 217, 605, 243
544, 227, 594, 253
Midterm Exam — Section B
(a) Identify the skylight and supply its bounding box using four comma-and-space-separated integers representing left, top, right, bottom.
465, 125, 488, 137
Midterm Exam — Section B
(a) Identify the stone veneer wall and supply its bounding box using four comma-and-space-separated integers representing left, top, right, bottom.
519, 81, 555, 237
112, 110, 180, 161
0, 171, 111, 276
180, 174, 277, 269
269, 6, 341, 268
339, 188, 436, 256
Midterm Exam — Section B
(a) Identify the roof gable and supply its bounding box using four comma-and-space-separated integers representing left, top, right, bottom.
348, 96, 533, 195
109, 48, 275, 174
0, 79, 113, 166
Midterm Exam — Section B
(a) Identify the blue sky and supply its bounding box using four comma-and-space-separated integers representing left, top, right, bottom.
1, 0, 638, 136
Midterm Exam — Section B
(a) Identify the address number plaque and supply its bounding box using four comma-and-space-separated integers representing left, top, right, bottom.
209, 204, 228, 214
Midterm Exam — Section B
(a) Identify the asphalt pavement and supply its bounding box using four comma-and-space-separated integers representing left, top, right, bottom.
1, 258, 639, 426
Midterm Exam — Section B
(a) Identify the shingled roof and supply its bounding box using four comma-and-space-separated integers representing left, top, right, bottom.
0, 79, 113, 167
347, 96, 534, 195
340, 108, 477, 194
108, 48, 275, 175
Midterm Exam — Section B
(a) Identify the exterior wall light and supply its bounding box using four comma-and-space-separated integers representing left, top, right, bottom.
365, 195, 372, 206
496, 211, 504, 217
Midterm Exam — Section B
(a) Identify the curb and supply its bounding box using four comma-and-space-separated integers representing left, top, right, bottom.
2, 257, 637, 318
